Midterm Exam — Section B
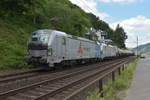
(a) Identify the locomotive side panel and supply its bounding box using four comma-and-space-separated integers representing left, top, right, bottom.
66, 37, 98, 60
51, 35, 101, 65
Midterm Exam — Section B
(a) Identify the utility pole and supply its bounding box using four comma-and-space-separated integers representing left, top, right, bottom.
137, 36, 139, 57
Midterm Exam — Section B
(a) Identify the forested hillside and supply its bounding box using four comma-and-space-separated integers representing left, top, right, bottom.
132, 43, 150, 55
0, 0, 127, 68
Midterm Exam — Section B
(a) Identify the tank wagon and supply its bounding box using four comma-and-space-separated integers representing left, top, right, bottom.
118, 49, 134, 57
26, 29, 133, 68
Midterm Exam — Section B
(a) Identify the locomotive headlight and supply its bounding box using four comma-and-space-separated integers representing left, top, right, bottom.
47, 48, 52, 56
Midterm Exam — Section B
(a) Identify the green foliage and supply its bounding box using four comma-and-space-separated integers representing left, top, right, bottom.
0, 18, 35, 69
86, 89, 105, 100
113, 24, 127, 49
113, 79, 128, 90
0, 0, 32, 18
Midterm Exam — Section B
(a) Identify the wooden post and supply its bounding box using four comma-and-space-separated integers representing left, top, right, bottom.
118, 67, 121, 75
99, 79, 103, 97
122, 64, 125, 71
112, 71, 115, 81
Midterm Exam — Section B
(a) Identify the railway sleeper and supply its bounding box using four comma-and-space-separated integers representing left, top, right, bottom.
22, 90, 42, 96
41, 86, 59, 90
36, 87, 52, 92
12, 93, 36, 100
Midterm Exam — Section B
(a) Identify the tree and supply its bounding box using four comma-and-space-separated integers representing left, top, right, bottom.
113, 24, 127, 48
0, 0, 32, 17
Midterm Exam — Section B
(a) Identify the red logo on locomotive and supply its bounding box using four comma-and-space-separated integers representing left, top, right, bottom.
77, 42, 83, 54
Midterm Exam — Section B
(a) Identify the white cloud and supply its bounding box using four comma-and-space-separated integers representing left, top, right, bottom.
69, 0, 148, 48
69, 0, 109, 19
99, 0, 141, 3
110, 15, 150, 48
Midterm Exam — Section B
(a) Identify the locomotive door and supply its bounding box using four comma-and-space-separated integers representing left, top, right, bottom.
61, 37, 66, 59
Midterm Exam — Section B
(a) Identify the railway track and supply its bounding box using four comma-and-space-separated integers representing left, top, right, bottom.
0, 68, 44, 83
0, 57, 127, 94
0, 57, 127, 84
0, 68, 44, 79
0, 56, 133, 100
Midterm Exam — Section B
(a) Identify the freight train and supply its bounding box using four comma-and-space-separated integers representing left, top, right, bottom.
25, 29, 133, 68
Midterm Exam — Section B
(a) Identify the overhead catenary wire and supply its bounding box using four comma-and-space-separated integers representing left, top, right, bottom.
75, 0, 96, 13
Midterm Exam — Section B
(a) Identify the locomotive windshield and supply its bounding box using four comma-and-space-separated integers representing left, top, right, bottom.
31, 30, 51, 44
28, 30, 52, 50
39, 34, 49, 44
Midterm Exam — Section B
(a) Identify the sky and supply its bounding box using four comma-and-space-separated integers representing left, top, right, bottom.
69, 0, 150, 48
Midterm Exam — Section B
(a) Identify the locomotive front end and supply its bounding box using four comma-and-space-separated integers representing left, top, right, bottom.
25, 30, 52, 66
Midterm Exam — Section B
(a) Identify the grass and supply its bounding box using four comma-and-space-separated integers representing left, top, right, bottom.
0, 17, 36, 69
86, 59, 138, 100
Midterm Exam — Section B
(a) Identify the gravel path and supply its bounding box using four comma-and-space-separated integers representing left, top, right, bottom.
125, 56, 150, 100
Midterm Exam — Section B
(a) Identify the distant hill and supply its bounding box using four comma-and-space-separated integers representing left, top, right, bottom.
132, 43, 150, 55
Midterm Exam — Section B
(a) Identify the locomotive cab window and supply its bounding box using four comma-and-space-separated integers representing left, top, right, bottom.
62, 37, 66, 45
31, 30, 51, 44
40, 34, 49, 44
32, 37, 38, 41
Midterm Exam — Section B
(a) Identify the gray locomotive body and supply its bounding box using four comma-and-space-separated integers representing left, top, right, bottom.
26, 29, 133, 67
